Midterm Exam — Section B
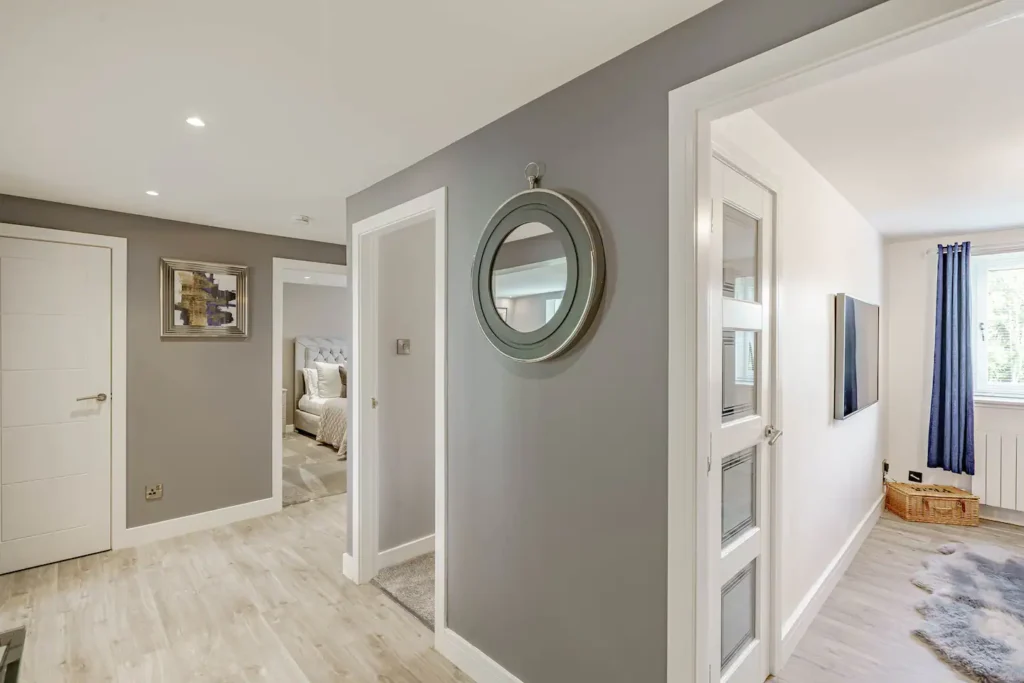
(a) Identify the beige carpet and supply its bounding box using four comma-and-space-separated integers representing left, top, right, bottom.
283, 431, 347, 507
372, 552, 435, 629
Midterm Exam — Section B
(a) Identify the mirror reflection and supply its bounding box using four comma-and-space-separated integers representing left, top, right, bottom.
492, 222, 568, 333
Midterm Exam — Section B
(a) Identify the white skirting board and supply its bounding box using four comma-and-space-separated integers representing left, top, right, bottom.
436, 628, 524, 683
114, 497, 279, 549
981, 503, 1024, 527
343, 552, 359, 583
284, 424, 295, 434
377, 533, 435, 571
778, 493, 884, 665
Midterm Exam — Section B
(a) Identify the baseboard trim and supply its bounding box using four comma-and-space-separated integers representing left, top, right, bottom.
779, 492, 883, 665
436, 627, 523, 683
980, 504, 1024, 527
343, 552, 359, 583
284, 424, 295, 434
115, 497, 279, 549
377, 533, 435, 571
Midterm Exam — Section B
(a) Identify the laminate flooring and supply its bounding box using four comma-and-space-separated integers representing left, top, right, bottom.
777, 510, 1024, 683
0, 495, 470, 683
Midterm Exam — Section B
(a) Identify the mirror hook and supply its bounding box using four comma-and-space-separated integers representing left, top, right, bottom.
525, 162, 544, 189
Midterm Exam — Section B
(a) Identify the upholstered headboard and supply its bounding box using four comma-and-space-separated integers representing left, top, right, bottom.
294, 336, 348, 400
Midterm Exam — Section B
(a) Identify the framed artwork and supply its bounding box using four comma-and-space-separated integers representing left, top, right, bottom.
160, 259, 248, 338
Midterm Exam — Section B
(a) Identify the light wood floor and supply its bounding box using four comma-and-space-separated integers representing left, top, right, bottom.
777, 510, 1024, 682
0, 495, 469, 683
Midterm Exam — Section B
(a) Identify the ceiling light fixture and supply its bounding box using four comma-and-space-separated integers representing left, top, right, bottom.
304, 276, 311, 280
146, 190, 159, 196
185, 116, 206, 128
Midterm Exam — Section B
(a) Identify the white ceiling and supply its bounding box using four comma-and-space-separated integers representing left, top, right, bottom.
755, 16, 1024, 238
494, 258, 567, 299
0, 0, 718, 245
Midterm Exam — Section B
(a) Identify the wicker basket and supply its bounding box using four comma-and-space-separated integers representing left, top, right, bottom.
886, 482, 979, 526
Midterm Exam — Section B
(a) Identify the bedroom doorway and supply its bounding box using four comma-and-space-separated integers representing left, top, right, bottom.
271, 259, 348, 511
346, 187, 448, 645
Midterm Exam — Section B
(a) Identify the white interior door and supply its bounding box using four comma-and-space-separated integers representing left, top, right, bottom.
709, 156, 776, 683
0, 237, 112, 574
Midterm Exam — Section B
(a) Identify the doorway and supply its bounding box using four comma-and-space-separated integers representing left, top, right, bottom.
271, 258, 348, 512
666, 2, 1023, 682
345, 187, 448, 642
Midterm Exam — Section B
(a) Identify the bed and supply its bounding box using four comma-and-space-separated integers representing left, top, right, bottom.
294, 336, 349, 455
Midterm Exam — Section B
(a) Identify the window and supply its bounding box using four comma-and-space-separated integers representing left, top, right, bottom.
973, 251, 1024, 399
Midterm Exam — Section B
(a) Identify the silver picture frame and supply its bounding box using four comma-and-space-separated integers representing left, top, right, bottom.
160, 258, 249, 338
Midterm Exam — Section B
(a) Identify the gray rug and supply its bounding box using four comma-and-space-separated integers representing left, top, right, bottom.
372, 552, 435, 629
912, 542, 1024, 682
282, 432, 347, 507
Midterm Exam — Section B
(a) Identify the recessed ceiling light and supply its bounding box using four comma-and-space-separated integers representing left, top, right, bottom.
185, 116, 206, 128
146, 190, 159, 196
304, 276, 311, 279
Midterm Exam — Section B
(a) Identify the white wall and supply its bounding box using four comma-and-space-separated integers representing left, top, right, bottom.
377, 220, 436, 552
283, 283, 349, 425
713, 111, 885, 632
886, 226, 1024, 493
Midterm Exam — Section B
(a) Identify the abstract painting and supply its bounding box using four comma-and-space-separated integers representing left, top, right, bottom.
160, 259, 248, 338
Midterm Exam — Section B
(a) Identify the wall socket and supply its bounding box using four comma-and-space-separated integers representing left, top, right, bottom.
145, 483, 164, 500
909, 471, 923, 483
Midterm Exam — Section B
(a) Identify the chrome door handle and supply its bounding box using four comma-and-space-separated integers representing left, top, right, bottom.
77, 393, 108, 402
765, 425, 782, 445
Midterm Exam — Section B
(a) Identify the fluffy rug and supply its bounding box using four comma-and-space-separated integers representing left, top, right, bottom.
372, 552, 434, 630
912, 542, 1024, 682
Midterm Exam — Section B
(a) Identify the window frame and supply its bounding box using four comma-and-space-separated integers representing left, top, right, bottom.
972, 251, 1024, 399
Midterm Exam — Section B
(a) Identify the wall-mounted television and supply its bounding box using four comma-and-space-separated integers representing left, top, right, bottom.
834, 293, 880, 420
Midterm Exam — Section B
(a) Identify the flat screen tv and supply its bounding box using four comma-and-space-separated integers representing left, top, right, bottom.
834, 294, 880, 420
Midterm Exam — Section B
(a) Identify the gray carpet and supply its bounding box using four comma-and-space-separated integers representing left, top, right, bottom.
372, 552, 435, 629
912, 542, 1024, 682
282, 432, 347, 507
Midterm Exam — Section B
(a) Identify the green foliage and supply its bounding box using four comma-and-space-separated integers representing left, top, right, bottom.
986, 269, 1024, 385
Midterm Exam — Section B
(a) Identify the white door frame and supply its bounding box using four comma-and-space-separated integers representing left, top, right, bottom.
666, 1, 1018, 681
0, 222, 128, 550
343, 187, 447, 633
271, 257, 349, 510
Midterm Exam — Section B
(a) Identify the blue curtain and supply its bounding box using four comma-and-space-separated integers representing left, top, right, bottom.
927, 242, 974, 475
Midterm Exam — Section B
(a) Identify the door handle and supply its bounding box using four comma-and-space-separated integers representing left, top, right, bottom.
765, 425, 782, 445
77, 393, 108, 402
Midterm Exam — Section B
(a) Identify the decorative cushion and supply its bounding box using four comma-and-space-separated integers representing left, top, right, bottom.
315, 361, 344, 398
302, 367, 320, 398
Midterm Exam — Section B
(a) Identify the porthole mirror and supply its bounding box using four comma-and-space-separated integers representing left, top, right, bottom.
472, 164, 605, 362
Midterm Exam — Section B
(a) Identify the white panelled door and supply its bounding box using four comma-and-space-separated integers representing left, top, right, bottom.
709, 157, 776, 683
0, 237, 112, 574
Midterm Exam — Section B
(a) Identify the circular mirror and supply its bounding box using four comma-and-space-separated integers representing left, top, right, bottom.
491, 222, 568, 333
473, 187, 605, 362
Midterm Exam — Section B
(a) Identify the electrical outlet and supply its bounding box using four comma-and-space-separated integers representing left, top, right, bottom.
909, 471, 923, 483
145, 483, 163, 501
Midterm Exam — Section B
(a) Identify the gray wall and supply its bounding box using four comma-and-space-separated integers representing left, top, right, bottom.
346, 1, 885, 681
0, 194, 345, 527
283, 283, 349, 425
377, 222, 435, 551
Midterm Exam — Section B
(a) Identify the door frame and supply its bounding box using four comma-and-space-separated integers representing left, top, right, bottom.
0, 223, 128, 550
271, 258, 349, 511
343, 187, 447, 638
666, 1, 1017, 681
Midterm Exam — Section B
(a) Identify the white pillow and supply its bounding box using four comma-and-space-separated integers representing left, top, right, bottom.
302, 367, 319, 398
315, 361, 344, 398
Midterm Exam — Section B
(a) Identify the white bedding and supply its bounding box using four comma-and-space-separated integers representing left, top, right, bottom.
298, 394, 330, 417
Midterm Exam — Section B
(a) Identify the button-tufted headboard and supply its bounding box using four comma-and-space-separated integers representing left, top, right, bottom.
295, 336, 348, 399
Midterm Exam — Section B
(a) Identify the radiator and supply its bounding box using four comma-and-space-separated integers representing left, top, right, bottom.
973, 432, 1024, 511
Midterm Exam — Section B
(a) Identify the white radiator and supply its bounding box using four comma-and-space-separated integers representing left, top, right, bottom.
973, 432, 1024, 511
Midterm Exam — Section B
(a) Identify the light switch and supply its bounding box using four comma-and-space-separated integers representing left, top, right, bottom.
396, 339, 411, 355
